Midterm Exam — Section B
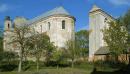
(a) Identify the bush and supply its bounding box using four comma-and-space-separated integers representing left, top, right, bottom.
0, 63, 17, 72
93, 60, 127, 69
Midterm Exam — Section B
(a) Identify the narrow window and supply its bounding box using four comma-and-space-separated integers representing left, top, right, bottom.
48, 22, 51, 30
62, 20, 65, 29
40, 25, 42, 32
8, 23, 10, 29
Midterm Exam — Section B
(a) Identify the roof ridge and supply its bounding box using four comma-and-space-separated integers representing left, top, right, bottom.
27, 6, 70, 25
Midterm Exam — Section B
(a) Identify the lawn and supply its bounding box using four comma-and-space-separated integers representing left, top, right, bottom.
0, 68, 89, 74
0, 62, 119, 74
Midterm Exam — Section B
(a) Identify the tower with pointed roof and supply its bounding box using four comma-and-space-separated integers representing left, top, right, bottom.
89, 5, 114, 61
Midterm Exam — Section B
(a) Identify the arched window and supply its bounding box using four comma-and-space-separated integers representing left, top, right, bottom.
8, 23, 10, 29
40, 25, 42, 32
48, 22, 51, 30
62, 20, 65, 29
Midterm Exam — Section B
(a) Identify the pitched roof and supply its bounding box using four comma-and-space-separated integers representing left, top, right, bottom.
94, 46, 110, 55
90, 5, 101, 12
27, 6, 70, 25
89, 5, 115, 20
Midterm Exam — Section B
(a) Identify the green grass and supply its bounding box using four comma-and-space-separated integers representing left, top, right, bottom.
0, 62, 119, 74
0, 68, 89, 74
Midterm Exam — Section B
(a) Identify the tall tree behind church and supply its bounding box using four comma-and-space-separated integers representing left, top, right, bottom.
75, 30, 89, 60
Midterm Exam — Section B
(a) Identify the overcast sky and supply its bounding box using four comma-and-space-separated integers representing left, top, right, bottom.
0, 0, 130, 31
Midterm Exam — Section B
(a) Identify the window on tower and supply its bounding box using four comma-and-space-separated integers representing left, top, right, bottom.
48, 22, 51, 30
8, 23, 10, 29
40, 25, 42, 32
62, 20, 65, 29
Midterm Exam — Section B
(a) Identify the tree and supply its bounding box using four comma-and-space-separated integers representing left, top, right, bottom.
102, 21, 128, 62
75, 30, 89, 60
27, 31, 54, 71
11, 25, 30, 72
122, 9, 130, 31
52, 50, 62, 69
1, 52, 17, 64
0, 37, 3, 52
66, 40, 78, 68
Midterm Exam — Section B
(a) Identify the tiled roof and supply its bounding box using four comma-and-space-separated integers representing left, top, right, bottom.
94, 46, 110, 55
27, 6, 70, 25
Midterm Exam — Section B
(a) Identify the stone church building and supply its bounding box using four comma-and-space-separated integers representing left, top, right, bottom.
89, 5, 115, 61
3, 7, 75, 53
89, 5, 129, 62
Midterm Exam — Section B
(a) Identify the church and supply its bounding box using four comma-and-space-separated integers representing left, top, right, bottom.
89, 5, 115, 61
3, 7, 75, 53
3, 5, 128, 62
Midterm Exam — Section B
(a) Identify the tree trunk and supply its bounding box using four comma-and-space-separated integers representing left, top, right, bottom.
115, 55, 119, 63
71, 60, 74, 68
57, 64, 59, 69
128, 55, 130, 64
18, 53, 23, 72
36, 58, 39, 71
18, 48, 23, 72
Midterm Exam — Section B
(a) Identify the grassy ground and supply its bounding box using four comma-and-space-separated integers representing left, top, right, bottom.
0, 62, 119, 74
0, 68, 89, 74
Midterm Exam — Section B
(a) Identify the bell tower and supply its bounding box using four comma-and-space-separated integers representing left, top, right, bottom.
89, 5, 114, 61
4, 16, 12, 31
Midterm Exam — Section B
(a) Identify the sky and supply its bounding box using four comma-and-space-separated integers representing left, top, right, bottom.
0, 0, 130, 31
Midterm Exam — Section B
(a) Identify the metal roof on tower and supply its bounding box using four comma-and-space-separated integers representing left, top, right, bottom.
27, 6, 70, 25
89, 5, 115, 20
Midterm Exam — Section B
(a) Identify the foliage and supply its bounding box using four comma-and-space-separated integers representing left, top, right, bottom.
118, 9, 130, 48
27, 31, 54, 71
0, 52, 18, 72
66, 40, 79, 68
122, 9, 130, 31
51, 50, 63, 68
0, 37, 3, 52
0, 52, 17, 63
75, 30, 89, 58
102, 21, 128, 59
11, 25, 31, 72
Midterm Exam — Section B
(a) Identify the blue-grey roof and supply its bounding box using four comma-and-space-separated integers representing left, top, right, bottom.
95, 46, 110, 55
27, 6, 70, 25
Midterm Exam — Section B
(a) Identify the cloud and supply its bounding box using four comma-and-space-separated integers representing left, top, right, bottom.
108, 0, 130, 6
0, 4, 9, 12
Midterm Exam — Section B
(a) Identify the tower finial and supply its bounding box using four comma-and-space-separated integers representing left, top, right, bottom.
5, 16, 10, 21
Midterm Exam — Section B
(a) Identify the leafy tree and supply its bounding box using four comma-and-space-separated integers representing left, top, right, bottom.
11, 25, 31, 72
66, 40, 78, 68
116, 9, 130, 63
118, 9, 130, 50
75, 30, 89, 60
102, 21, 128, 62
0, 37, 3, 52
52, 50, 62, 69
27, 31, 54, 71
0, 51, 17, 68
122, 9, 130, 31
1, 52, 17, 64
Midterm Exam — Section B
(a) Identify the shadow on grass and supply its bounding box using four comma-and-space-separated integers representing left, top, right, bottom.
91, 64, 130, 74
